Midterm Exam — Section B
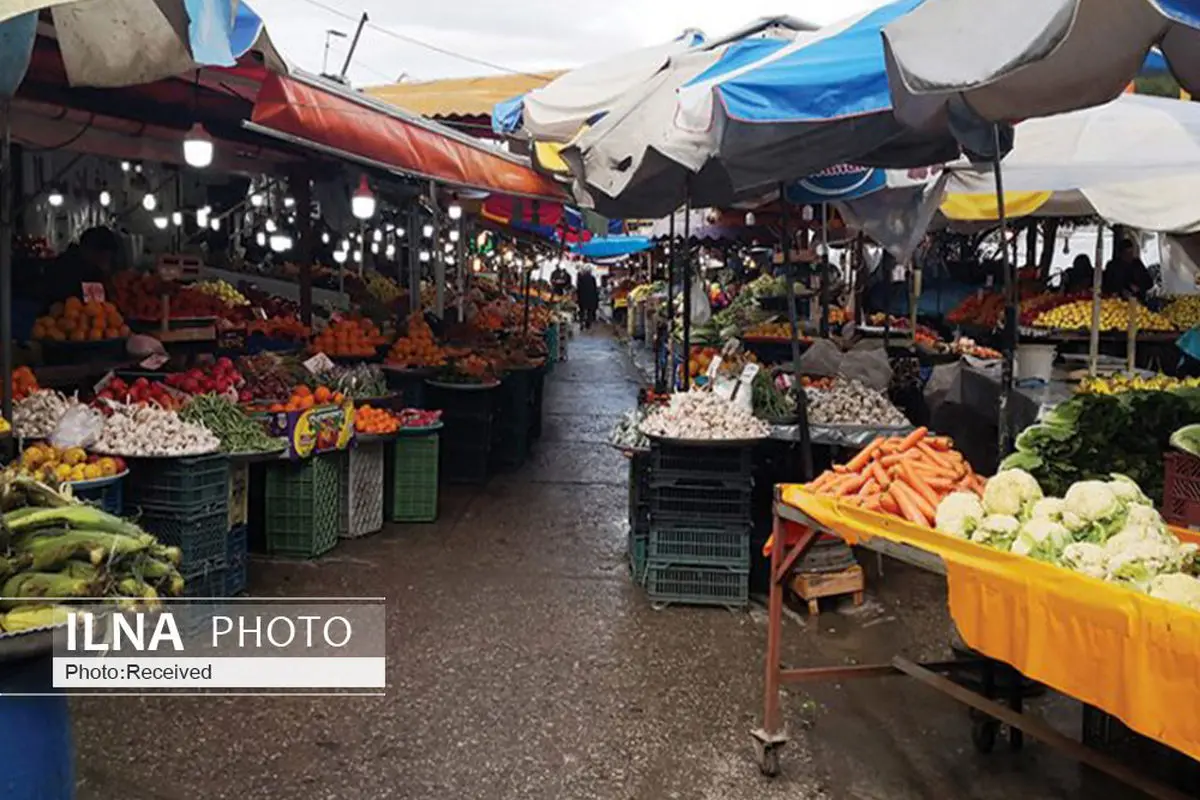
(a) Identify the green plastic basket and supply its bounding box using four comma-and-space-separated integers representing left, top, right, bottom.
141, 509, 229, 575
126, 454, 229, 515
644, 562, 749, 608
647, 525, 750, 567
387, 434, 440, 522
263, 455, 341, 558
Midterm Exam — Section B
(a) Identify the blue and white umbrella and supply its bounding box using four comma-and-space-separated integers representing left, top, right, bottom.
883, 0, 1200, 133
0, 0, 282, 96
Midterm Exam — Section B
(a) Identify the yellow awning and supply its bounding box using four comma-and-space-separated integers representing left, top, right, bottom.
940, 191, 1054, 221
364, 72, 563, 119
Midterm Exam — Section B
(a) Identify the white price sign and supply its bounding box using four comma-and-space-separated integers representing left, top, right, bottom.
304, 353, 334, 374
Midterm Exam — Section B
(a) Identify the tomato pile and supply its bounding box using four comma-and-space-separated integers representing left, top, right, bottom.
163, 358, 246, 399
395, 409, 443, 428
96, 377, 183, 410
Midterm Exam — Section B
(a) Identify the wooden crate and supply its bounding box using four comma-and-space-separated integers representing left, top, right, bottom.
790, 565, 864, 616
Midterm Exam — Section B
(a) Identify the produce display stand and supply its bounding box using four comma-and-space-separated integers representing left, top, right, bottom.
382, 366, 435, 409
67, 470, 128, 515
341, 434, 391, 538
385, 424, 443, 523
754, 485, 1198, 800
426, 380, 499, 485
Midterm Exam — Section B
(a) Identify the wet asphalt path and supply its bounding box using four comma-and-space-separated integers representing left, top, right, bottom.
72, 328, 1138, 800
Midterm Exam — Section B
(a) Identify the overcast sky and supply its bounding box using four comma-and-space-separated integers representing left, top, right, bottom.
249, 0, 886, 86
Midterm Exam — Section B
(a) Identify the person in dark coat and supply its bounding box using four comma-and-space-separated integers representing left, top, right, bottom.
576, 267, 599, 329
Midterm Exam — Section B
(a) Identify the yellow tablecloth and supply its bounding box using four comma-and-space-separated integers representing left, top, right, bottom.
780, 485, 1200, 761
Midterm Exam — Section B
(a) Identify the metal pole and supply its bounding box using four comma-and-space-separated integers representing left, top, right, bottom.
1, 102, 13, 432
780, 186, 813, 481
523, 200, 538, 336
819, 203, 830, 337
682, 195, 692, 390
1089, 223, 1106, 376
294, 173, 314, 325
666, 211, 676, 390
994, 125, 1017, 456
456, 217, 466, 323
430, 181, 444, 318
408, 207, 420, 316
338, 13, 369, 83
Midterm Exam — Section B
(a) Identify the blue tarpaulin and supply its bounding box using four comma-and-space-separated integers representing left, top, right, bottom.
571, 236, 653, 258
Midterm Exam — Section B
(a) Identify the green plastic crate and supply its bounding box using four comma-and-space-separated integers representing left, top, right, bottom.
141, 509, 228, 575
647, 525, 750, 567
126, 454, 229, 514
263, 455, 341, 558
387, 434, 440, 522
227, 462, 249, 529
644, 562, 749, 608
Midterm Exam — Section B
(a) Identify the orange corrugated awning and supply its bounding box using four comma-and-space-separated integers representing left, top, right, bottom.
364, 72, 563, 118
247, 72, 567, 201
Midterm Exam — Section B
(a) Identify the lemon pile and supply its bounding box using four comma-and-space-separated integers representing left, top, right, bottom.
193, 280, 249, 307
1164, 295, 1200, 330
1033, 298, 1175, 332
365, 272, 403, 304
15, 444, 124, 484
1078, 373, 1200, 395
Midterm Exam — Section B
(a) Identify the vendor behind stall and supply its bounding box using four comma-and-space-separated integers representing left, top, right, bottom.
1102, 239, 1152, 299
30, 227, 120, 309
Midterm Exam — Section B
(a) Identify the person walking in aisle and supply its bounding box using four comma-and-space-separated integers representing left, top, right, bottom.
577, 266, 599, 330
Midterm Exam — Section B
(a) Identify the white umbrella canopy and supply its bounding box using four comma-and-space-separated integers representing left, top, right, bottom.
883, 0, 1200, 132
0, 0, 284, 90
945, 94, 1200, 232
497, 29, 708, 144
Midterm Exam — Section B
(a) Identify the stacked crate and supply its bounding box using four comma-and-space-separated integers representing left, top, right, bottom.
127, 454, 230, 595
627, 452, 651, 583
491, 368, 534, 471
262, 454, 342, 558
427, 383, 497, 485
642, 442, 753, 608
386, 432, 440, 523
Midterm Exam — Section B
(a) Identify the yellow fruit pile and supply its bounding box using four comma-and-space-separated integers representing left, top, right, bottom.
1077, 373, 1200, 395
365, 272, 403, 304
33, 298, 130, 342
386, 315, 447, 368
15, 443, 124, 484
192, 280, 248, 307
1033, 298, 1175, 332
1163, 295, 1200, 330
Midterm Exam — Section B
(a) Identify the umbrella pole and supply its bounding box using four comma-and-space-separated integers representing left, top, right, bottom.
819, 203, 830, 337
780, 184, 813, 481
663, 211, 676, 392
994, 125, 1017, 456
682, 193, 692, 391
1, 102, 12, 439
523, 200, 539, 336
1088, 222, 1106, 376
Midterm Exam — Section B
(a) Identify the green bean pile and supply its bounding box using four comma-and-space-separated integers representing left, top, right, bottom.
180, 395, 282, 454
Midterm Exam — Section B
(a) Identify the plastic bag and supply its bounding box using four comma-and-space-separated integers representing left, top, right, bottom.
50, 404, 105, 450
798, 338, 843, 376
689, 271, 712, 326
840, 347, 893, 391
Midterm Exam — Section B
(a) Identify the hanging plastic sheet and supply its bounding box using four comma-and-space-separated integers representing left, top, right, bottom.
0, 12, 35, 98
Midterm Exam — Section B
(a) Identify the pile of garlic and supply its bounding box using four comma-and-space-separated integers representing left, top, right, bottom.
639, 391, 769, 441
807, 378, 908, 426
14, 390, 80, 439
92, 405, 220, 457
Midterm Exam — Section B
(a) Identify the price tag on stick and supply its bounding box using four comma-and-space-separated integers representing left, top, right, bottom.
81, 282, 106, 303
304, 353, 334, 375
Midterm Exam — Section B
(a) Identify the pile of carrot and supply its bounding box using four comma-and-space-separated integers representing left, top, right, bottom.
804, 427, 985, 527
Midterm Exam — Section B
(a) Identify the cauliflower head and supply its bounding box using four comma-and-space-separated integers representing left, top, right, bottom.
971, 514, 1021, 550
1061, 542, 1109, 580
1108, 474, 1152, 508
982, 469, 1042, 518
1010, 518, 1072, 561
1029, 497, 1066, 522
1149, 573, 1200, 611
1104, 536, 1184, 590
1064, 480, 1127, 542
934, 492, 985, 539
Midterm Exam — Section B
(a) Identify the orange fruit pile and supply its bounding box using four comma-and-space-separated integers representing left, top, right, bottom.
270, 384, 345, 413
10, 366, 38, 401
355, 406, 399, 435
311, 318, 388, 358
33, 297, 129, 342
386, 316, 447, 368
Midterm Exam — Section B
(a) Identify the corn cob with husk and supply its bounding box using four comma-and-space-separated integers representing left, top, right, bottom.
14, 530, 154, 571
1, 571, 101, 608
1, 604, 73, 632
3, 503, 149, 540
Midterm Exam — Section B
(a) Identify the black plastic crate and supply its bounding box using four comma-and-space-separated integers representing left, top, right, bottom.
650, 441, 753, 482
440, 416, 494, 449
441, 445, 491, 485
426, 382, 497, 422
182, 565, 227, 598
141, 509, 229, 576
494, 369, 534, 430
649, 484, 753, 526
529, 367, 546, 441
126, 454, 230, 515
648, 525, 750, 567
645, 562, 749, 608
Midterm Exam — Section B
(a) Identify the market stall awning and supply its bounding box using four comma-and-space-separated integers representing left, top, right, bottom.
365, 72, 563, 119
247, 72, 568, 202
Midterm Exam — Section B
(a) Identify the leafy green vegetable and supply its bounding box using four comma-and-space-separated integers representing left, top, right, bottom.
1170, 423, 1200, 458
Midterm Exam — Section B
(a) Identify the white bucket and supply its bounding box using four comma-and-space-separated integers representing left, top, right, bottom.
1016, 344, 1057, 383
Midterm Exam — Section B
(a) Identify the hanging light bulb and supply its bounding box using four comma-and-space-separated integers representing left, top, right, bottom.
448, 229, 460, 243
351, 175, 376, 220
353, 250, 363, 263
371, 243, 380, 255
210, 218, 221, 232
120, 161, 132, 172
249, 192, 264, 208
444, 243, 454, 254
385, 244, 396, 258
134, 163, 143, 173
385, 222, 396, 232
477, 232, 488, 247
171, 211, 183, 227
153, 215, 169, 230
182, 123, 215, 168
196, 208, 209, 227
142, 193, 158, 211
269, 234, 292, 253
98, 189, 112, 208
283, 196, 296, 208
264, 219, 278, 233
396, 227, 406, 238
422, 224, 434, 239
373, 229, 383, 243
333, 250, 348, 264
419, 250, 430, 263
745, 211, 756, 226
321, 232, 331, 244
339, 239, 349, 251
446, 255, 456, 265
47, 187, 64, 208
448, 203, 463, 221
255, 231, 267, 247
472, 258, 483, 273
504, 250, 514, 263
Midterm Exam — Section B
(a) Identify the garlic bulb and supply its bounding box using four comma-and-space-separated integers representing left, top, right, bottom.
639, 391, 769, 441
